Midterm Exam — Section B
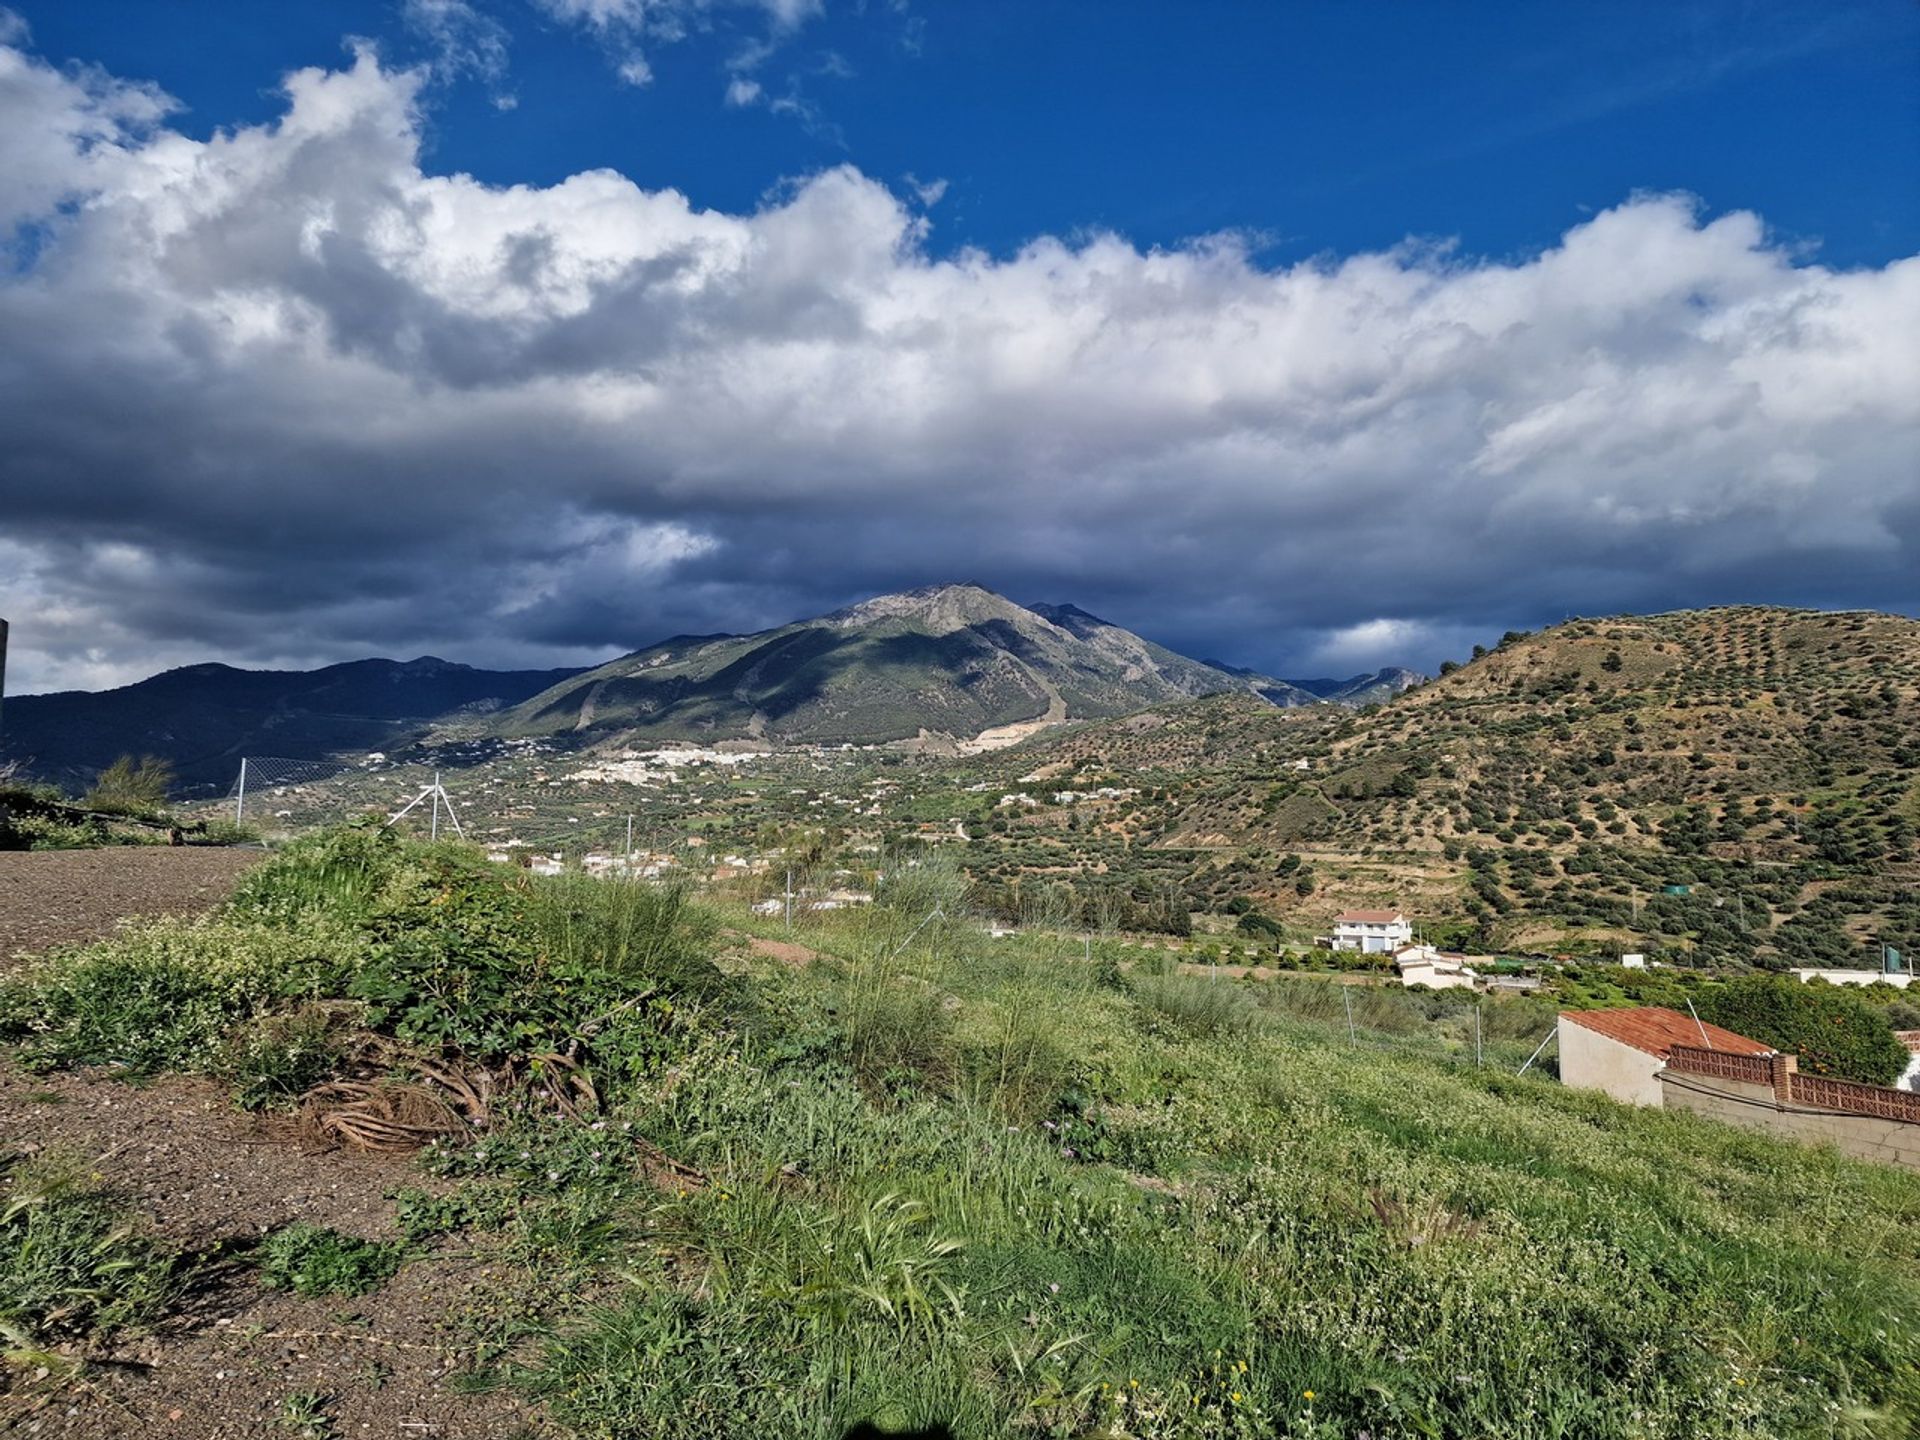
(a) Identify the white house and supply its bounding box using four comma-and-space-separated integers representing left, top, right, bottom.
1558, 1007, 1773, 1108
1392, 944, 1477, 991
1332, 911, 1414, 953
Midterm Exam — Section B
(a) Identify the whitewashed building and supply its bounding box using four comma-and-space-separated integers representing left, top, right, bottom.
1392, 944, 1477, 991
1332, 910, 1414, 953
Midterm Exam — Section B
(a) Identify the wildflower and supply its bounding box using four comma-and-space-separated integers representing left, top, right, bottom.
1048, 1282, 1060, 1294
1232, 1392, 1243, 1404
1304, 1390, 1315, 1402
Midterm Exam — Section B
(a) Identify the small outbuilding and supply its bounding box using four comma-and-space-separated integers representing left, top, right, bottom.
1392, 943, 1477, 991
1558, 1007, 1772, 1108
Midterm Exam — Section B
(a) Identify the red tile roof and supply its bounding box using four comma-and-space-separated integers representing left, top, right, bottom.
1336, 910, 1405, 923
1560, 1006, 1772, 1060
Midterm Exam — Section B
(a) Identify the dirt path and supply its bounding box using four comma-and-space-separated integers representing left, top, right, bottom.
0, 1066, 546, 1439
0, 848, 265, 966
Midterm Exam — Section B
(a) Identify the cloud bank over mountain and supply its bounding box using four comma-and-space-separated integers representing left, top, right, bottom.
1, 34, 1915, 693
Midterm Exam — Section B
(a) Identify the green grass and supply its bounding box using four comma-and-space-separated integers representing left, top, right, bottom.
3, 828, 1918, 1437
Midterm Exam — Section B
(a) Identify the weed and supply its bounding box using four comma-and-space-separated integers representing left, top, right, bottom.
0, 1152, 181, 1357
275, 1389, 333, 1438
221, 1004, 348, 1110
255, 1225, 405, 1299
0, 918, 356, 1074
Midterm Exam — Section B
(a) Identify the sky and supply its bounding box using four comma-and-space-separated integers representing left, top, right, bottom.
1, 0, 1917, 694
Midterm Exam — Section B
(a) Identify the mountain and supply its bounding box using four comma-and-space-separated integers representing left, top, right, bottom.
490, 584, 1350, 750
2, 656, 582, 791
1286, 668, 1426, 705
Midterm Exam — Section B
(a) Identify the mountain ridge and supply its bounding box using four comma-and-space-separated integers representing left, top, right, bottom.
0, 584, 1427, 787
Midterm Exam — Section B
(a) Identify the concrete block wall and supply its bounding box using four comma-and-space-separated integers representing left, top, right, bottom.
1658, 1070, 1920, 1173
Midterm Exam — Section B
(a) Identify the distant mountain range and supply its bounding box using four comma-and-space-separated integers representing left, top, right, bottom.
0, 584, 1423, 788
2, 657, 578, 791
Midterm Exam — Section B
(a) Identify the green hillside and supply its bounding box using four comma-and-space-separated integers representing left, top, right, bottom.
4, 830, 1916, 1437
940, 606, 1920, 962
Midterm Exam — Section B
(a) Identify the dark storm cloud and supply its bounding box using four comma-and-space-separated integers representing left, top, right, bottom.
1, 37, 1916, 693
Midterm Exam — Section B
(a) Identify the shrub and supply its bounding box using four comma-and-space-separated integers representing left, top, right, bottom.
1699, 976, 1908, 1085
1132, 973, 1264, 1038
0, 919, 357, 1075
82, 755, 174, 817
255, 1224, 405, 1298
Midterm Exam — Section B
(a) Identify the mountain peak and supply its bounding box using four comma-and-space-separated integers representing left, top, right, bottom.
825, 583, 1031, 634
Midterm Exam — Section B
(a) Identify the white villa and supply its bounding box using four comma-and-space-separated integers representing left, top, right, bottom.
1331, 910, 1414, 953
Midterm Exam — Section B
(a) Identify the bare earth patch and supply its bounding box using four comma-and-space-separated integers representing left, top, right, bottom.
0, 848, 266, 966
0, 1065, 548, 1439
741, 934, 826, 968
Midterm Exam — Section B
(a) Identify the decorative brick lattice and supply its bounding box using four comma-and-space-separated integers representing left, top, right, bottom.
1666, 1045, 1771, 1085
1791, 1074, 1920, 1124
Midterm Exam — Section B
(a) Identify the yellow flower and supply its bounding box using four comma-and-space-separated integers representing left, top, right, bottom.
1129, 1378, 1139, 1389
1231, 1392, 1243, 1403
1304, 1390, 1316, 1401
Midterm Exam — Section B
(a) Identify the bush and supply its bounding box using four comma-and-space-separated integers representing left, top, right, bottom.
0, 918, 357, 1075
255, 1224, 405, 1298
1699, 976, 1908, 1085
1132, 973, 1264, 1038
82, 755, 174, 817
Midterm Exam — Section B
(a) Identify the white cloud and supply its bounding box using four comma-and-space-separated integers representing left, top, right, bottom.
533, 0, 828, 88
0, 38, 1916, 693
403, 0, 511, 82
724, 75, 762, 105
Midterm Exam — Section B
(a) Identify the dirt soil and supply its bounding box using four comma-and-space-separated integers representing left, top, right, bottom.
0, 1065, 550, 1439
0, 848, 266, 966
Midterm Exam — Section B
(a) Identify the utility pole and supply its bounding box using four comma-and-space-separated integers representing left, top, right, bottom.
431, 771, 441, 841
1343, 987, 1356, 1045
1475, 1005, 1483, 1068
626, 814, 634, 857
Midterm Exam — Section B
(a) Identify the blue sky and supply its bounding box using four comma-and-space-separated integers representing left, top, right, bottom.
23, 1, 1919, 268
1, 1, 1917, 693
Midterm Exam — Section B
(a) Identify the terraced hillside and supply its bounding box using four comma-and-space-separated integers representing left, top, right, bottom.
957, 607, 1920, 963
